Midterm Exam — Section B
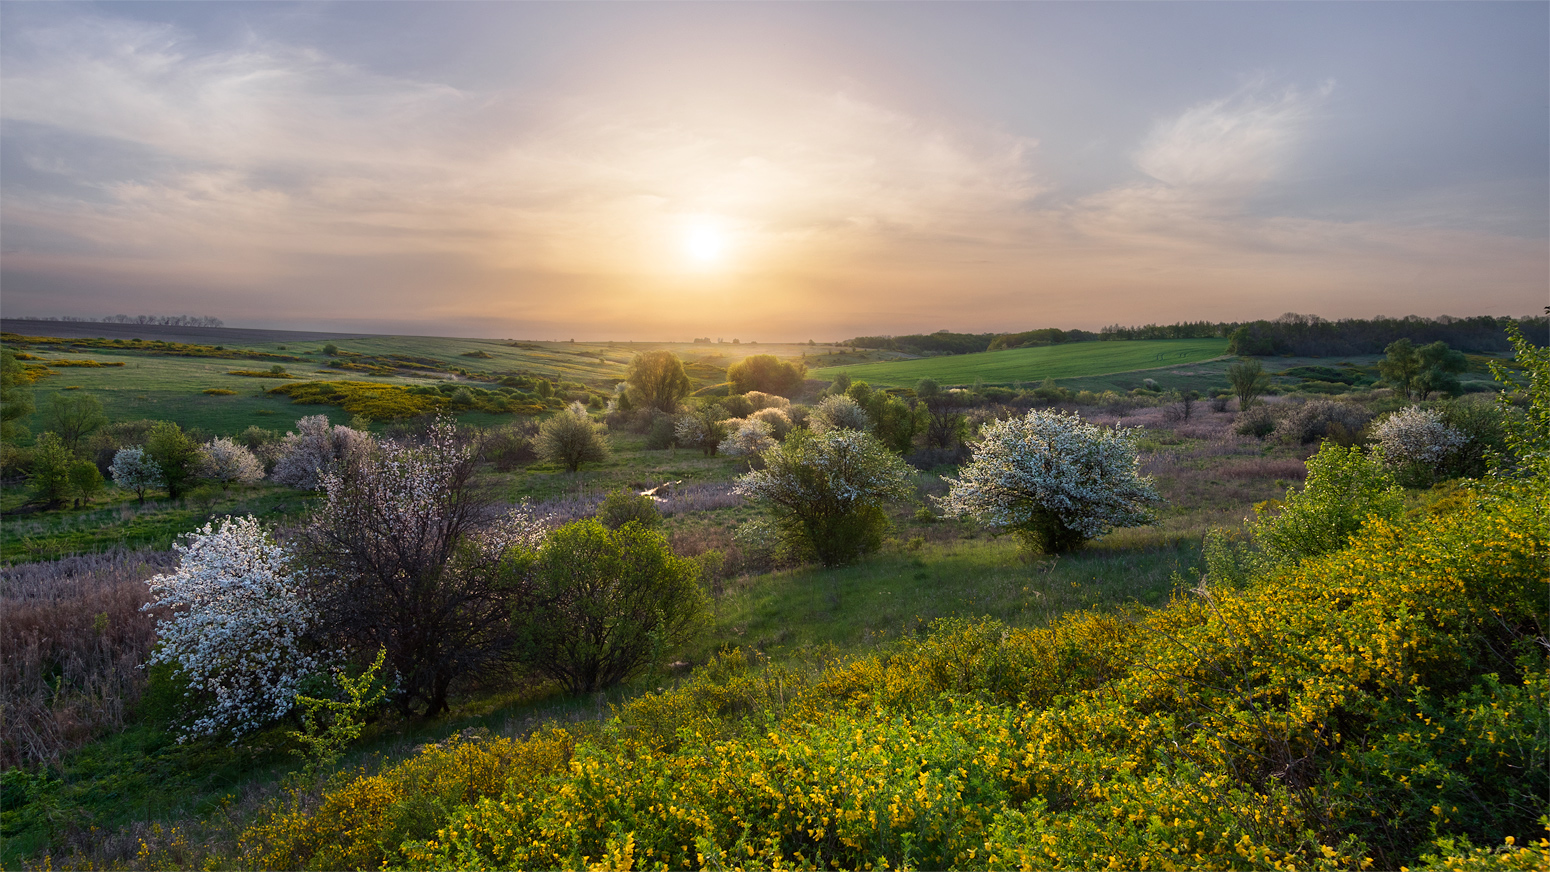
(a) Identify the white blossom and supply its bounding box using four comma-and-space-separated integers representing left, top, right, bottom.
199, 437, 265, 488
143, 516, 318, 740
1371, 406, 1468, 466
809, 394, 870, 433
109, 446, 165, 500
271, 414, 369, 490
939, 409, 1162, 550
719, 417, 776, 457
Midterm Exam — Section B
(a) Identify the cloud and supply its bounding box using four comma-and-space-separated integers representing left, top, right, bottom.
1136, 80, 1332, 195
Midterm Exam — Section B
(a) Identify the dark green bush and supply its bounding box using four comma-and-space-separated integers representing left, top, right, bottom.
511, 520, 708, 693
596, 489, 662, 530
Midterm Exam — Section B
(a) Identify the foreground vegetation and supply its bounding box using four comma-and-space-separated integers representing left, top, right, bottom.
2, 320, 1546, 870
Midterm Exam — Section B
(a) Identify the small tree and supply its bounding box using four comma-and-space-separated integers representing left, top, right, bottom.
869, 392, 921, 454
536, 402, 610, 472
199, 437, 265, 489
110, 446, 165, 503
728, 354, 806, 397
626, 351, 693, 413
28, 432, 74, 508
145, 421, 202, 499
735, 429, 915, 566
299, 420, 546, 716
143, 516, 319, 739
271, 415, 369, 490
1226, 359, 1270, 411
674, 405, 728, 456
42, 392, 107, 453
511, 520, 708, 693
940, 410, 1162, 554
68, 459, 103, 507
1413, 341, 1468, 400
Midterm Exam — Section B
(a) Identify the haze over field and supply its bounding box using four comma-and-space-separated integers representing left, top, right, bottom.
2, 2, 1546, 339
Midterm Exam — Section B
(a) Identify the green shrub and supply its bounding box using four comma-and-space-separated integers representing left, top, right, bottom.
535, 403, 609, 472
511, 520, 708, 693
1253, 441, 1402, 566
596, 488, 662, 530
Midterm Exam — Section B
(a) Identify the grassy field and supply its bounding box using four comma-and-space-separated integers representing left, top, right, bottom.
5, 333, 838, 436
810, 338, 1229, 388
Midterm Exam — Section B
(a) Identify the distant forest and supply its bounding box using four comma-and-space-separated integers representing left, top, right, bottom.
846, 313, 1549, 358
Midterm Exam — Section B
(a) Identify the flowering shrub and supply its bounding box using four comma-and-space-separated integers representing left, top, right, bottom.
1272, 397, 1373, 444
300, 418, 547, 716
940, 409, 1161, 553
717, 417, 775, 458
142, 516, 317, 740
808, 394, 870, 433
748, 406, 792, 440
111, 447, 166, 504
741, 391, 790, 412
673, 405, 728, 456
270, 415, 368, 490
1372, 406, 1468, 467
736, 429, 914, 566
198, 437, 265, 489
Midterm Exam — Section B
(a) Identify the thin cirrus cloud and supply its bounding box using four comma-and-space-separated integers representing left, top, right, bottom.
1, 7, 1544, 338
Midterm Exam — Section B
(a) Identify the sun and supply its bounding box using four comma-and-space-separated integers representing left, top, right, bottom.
682, 217, 728, 268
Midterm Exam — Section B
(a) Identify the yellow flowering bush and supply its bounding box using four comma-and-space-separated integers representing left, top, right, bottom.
215, 480, 1546, 871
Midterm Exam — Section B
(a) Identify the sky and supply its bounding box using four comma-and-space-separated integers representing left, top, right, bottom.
2, 2, 1546, 341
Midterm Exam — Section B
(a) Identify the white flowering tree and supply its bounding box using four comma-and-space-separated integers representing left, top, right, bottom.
300, 418, 548, 716
940, 409, 1162, 554
719, 417, 776, 460
809, 394, 870, 434
1371, 406, 1468, 467
143, 516, 318, 740
199, 437, 266, 489
109, 446, 165, 503
271, 415, 369, 490
735, 429, 914, 566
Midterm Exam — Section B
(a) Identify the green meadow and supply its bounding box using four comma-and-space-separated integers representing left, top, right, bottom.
811, 337, 1229, 387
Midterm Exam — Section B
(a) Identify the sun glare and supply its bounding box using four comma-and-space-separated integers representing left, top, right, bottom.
683, 218, 727, 268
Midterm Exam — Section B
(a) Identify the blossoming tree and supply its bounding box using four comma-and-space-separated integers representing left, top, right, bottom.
940, 409, 1162, 553
143, 516, 317, 739
299, 418, 547, 716
199, 437, 266, 489
109, 446, 165, 503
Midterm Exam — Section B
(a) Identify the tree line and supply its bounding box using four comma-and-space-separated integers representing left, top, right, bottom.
842, 313, 1548, 357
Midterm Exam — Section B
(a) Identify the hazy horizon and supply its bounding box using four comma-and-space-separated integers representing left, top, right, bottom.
3, 2, 1546, 340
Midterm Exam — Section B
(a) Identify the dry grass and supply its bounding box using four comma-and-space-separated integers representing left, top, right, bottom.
0, 549, 174, 767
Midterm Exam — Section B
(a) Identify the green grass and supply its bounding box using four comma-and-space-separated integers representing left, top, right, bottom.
810, 338, 1229, 388
0, 484, 310, 565
696, 534, 1198, 660
6, 335, 828, 437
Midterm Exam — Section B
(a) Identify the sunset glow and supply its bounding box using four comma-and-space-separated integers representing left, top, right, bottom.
0, 3, 1543, 338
